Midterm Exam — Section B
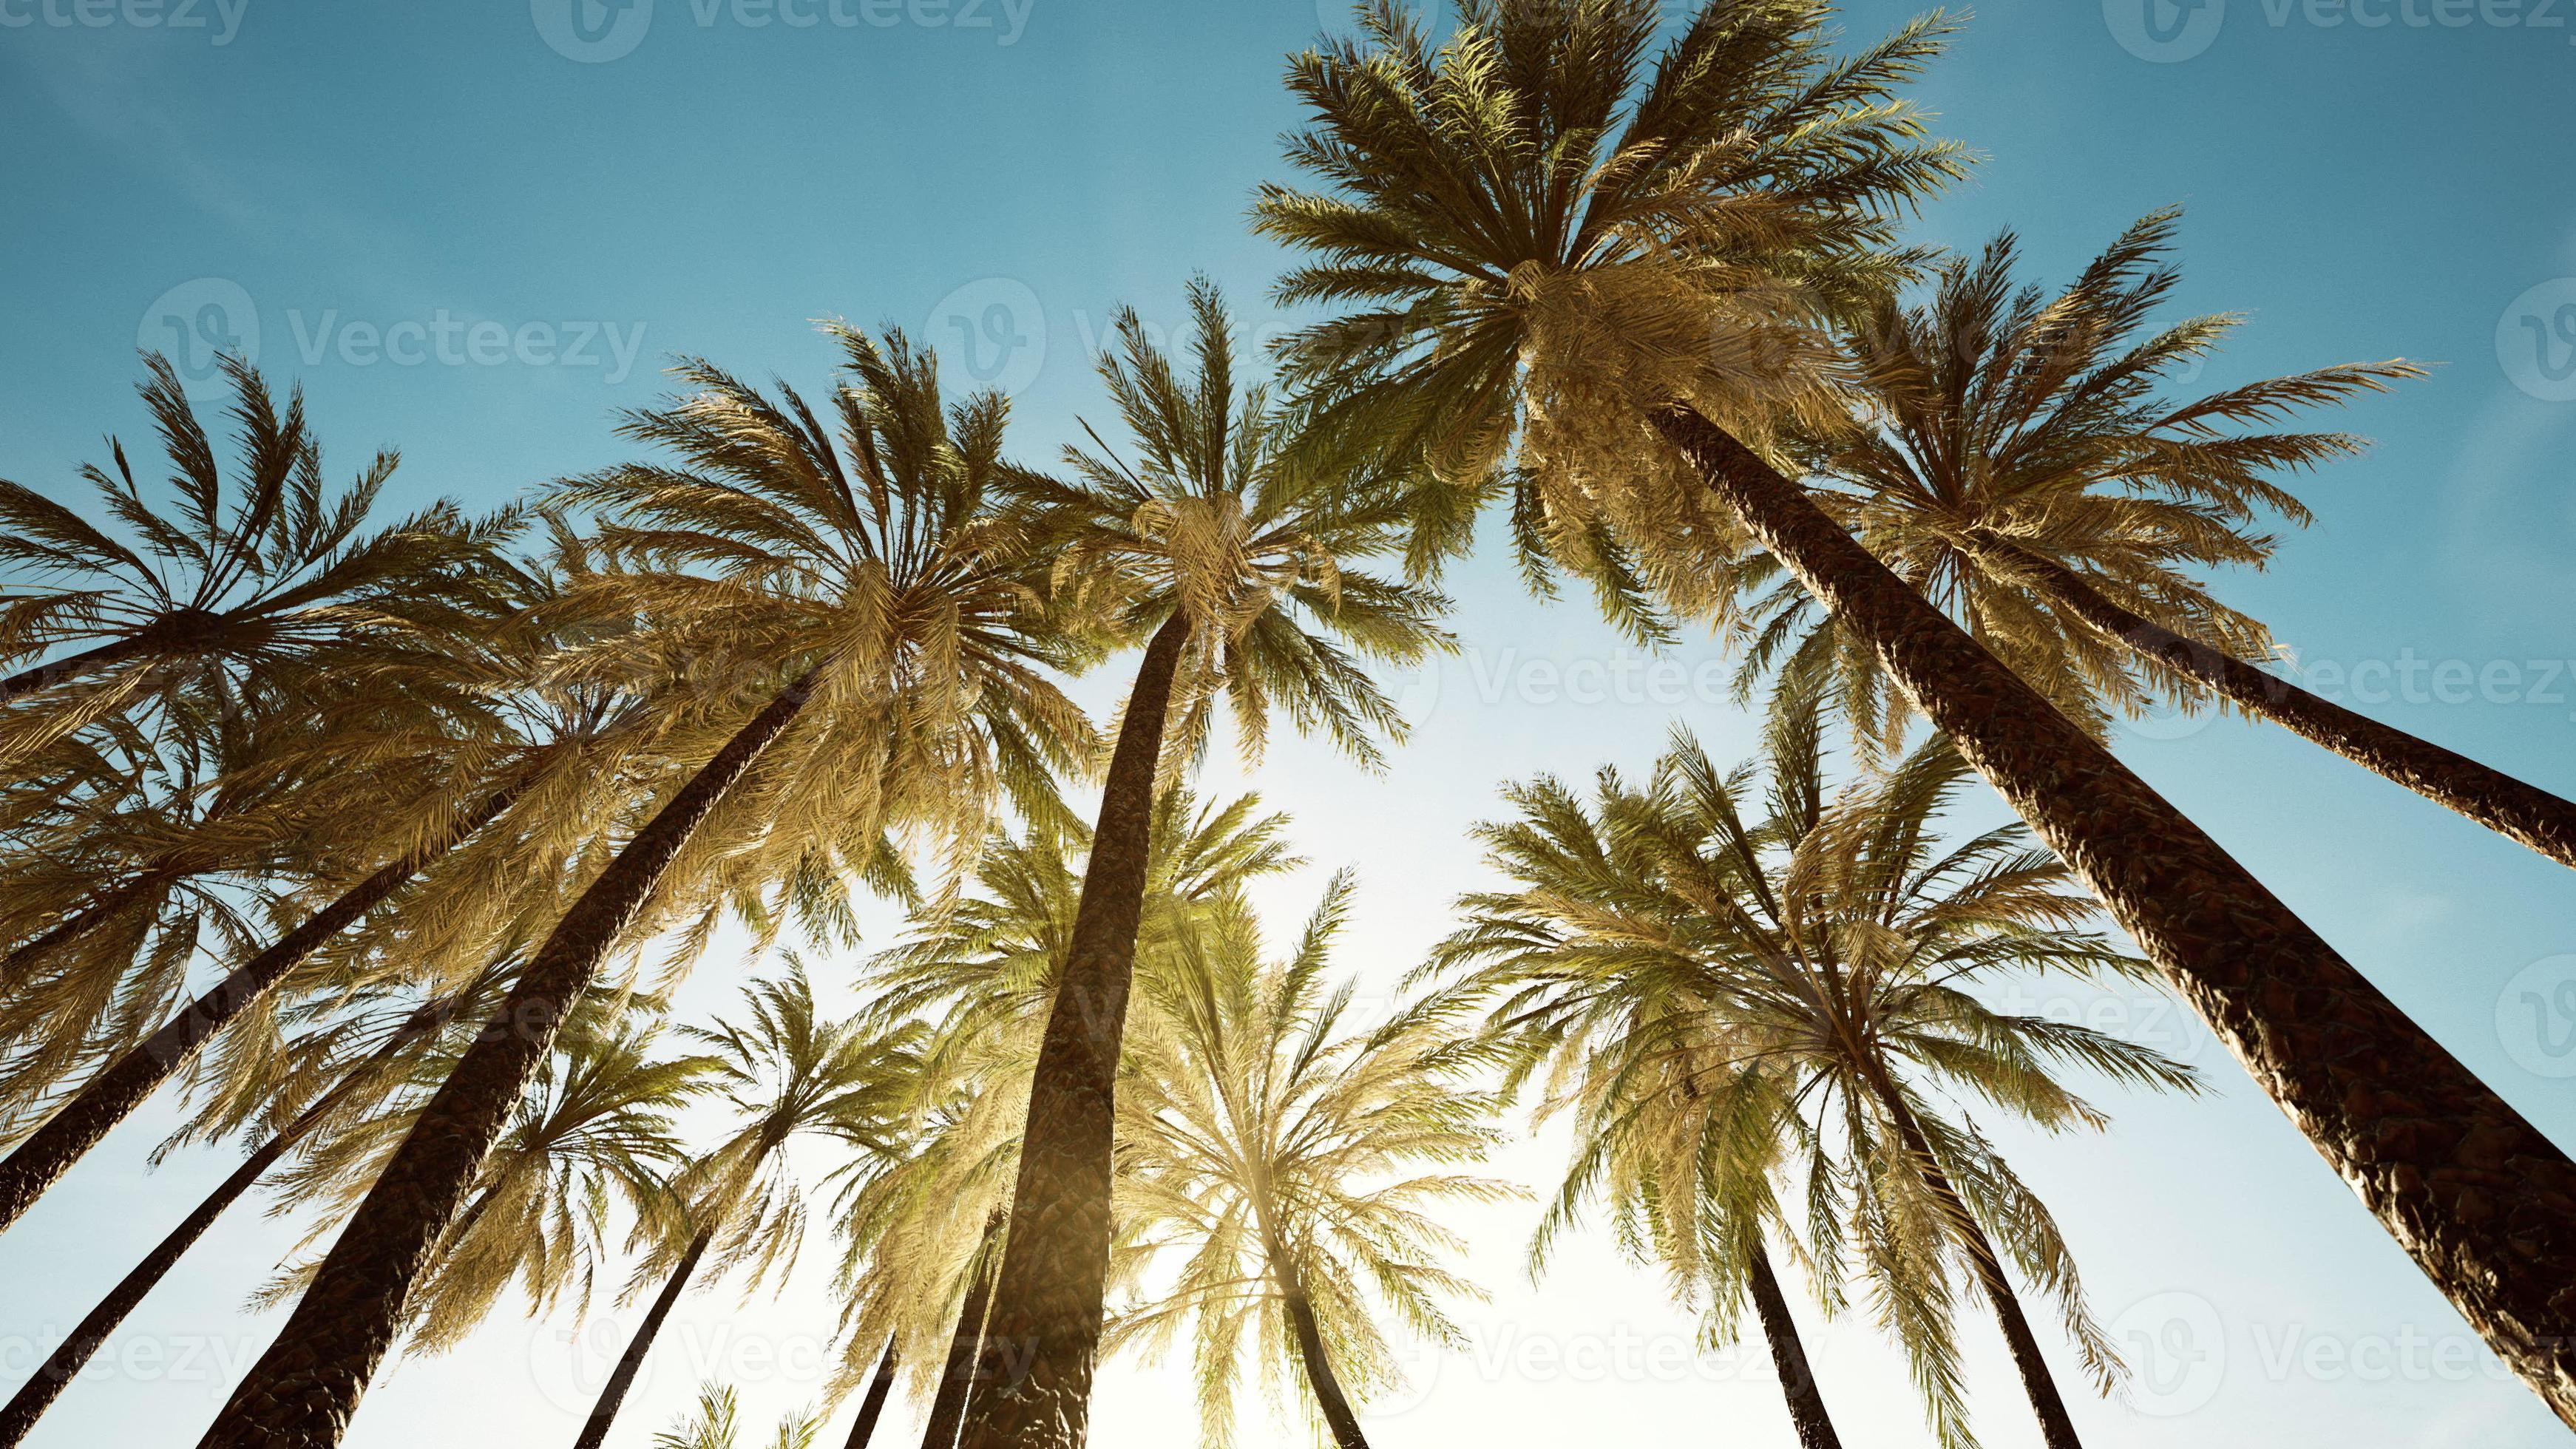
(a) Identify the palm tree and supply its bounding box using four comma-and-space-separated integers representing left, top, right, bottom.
832, 792, 1299, 1449
1258, 1, 2576, 1414
572, 968, 921, 1449
1743, 211, 2576, 871
958, 282, 1448, 1449
1113, 882, 1508, 1449
0, 960, 518, 1448
195, 328, 1088, 1448
0, 353, 504, 759
652, 1382, 821, 1449
252, 1004, 703, 1356
1428, 694, 2204, 1449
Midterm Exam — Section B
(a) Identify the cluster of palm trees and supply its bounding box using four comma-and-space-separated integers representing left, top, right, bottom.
4, 2, 2572, 1447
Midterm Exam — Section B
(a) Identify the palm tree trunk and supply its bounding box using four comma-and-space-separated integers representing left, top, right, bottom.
0, 635, 150, 705
959, 614, 1190, 1449
0, 778, 529, 1235
191, 667, 827, 1449
1743, 1241, 1842, 1449
1270, 1257, 1370, 1449
844, 1340, 898, 1449
570, 1227, 714, 1449
1964, 527, 2576, 872
0, 986, 467, 1448
926, 1212, 1006, 1449
1651, 407, 2576, 1425
1865, 1074, 2081, 1449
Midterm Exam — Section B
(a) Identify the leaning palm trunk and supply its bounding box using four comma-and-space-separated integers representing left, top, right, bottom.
1863, 1071, 2081, 1449
1965, 529, 2576, 873
570, 1227, 715, 1449
0, 776, 531, 1233
1650, 407, 2576, 1424
925, 1213, 1006, 1449
192, 668, 827, 1449
1744, 1242, 1843, 1449
960, 614, 1190, 1449
1265, 1240, 1369, 1449
844, 1340, 898, 1449
0, 987, 472, 1448
0, 631, 175, 705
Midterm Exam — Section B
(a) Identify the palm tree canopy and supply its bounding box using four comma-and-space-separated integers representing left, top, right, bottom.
1745, 208, 2421, 745
1426, 690, 2201, 1445
1112, 880, 1513, 1449
1257, 0, 1970, 632
1006, 278, 1452, 770
0, 353, 512, 759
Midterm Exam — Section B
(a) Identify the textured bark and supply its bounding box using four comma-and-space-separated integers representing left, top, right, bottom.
1653, 407, 2576, 1426
570, 1228, 713, 1449
957, 613, 1191, 1449
1744, 1242, 1843, 1449
0, 989, 468, 1448
1270, 1255, 1370, 1449
1869, 1076, 2082, 1449
925, 1213, 1006, 1449
844, 1340, 899, 1449
191, 668, 825, 1448
0, 779, 527, 1235
1965, 528, 2576, 873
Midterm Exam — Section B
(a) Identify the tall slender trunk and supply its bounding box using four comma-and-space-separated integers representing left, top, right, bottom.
192, 667, 827, 1449
1743, 1241, 1842, 1449
844, 1340, 898, 1449
1964, 528, 2576, 873
1652, 407, 2576, 1425
570, 1227, 714, 1449
1864, 1071, 2081, 1449
1262, 1235, 1369, 1449
0, 778, 529, 1234
925, 1212, 1006, 1449
958, 614, 1190, 1449
0, 985, 469, 1448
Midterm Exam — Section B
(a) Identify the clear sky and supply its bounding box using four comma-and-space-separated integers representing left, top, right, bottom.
4, 1, 2575, 1445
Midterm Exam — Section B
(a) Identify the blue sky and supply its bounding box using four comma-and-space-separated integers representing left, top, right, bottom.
4, 1, 2575, 1445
